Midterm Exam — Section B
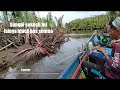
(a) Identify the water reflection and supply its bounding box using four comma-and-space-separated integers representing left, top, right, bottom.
70, 35, 91, 39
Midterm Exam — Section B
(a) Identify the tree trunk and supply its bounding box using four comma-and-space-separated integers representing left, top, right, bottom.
3, 11, 9, 27
24, 11, 30, 44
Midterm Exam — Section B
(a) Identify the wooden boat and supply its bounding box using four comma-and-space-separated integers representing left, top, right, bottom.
58, 31, 112, 79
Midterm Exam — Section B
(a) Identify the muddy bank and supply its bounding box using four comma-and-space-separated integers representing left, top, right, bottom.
0, 28, 66, 72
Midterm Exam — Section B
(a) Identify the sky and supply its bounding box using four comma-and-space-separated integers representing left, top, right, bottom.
35, 11, 106, 25
0, 11, 107, 24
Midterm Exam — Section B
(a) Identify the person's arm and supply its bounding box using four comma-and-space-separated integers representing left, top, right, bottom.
105, 40, 115, 49
101, 50, 110, 61
94, 45, 110, 61
106, 45, 113, 48
96, 44, 120, 71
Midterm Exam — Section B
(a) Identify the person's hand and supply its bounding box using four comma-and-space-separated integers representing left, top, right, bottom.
94, 45, 104, 53
110, 41, 116, 47
106, 41, 116, 48
94, 45, 110, 60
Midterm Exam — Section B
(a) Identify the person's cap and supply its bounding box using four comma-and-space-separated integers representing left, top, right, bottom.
112, 17, 120, 30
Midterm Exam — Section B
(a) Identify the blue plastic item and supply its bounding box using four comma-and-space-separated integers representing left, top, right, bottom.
92, 47, 112, 59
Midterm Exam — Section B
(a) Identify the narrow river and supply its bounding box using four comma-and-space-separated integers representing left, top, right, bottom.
2, 34, 91, 79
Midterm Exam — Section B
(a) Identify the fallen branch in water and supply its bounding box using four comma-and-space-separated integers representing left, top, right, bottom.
7, 39, 18, 49
0, 28, 66, 70
33, 34, 52, 56
0, 42, 13, 52
10, 48, 34, 60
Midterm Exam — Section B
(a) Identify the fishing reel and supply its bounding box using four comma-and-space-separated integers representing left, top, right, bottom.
93, 33, 111, 46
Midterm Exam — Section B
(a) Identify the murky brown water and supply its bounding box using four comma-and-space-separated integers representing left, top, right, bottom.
1, 34, 91, 79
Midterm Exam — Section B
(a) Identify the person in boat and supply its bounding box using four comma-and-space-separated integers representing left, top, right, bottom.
81, 17, 120, 79
103, 24, 110, 34
103, 23, 116, 48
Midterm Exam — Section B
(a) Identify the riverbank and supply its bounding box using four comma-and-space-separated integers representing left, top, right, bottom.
0, 28, 66, 72
69, 30, 102, 35
0, 35, 90, 79
64, 34, 92, 36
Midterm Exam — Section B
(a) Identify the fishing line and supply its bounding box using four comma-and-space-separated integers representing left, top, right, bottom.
56, 51, 85, 65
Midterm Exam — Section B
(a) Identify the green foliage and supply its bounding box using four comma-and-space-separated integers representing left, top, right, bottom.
1, 11, 64, 29
66, 14, 109, 30
3, 11, 9, 24
107, 11, 120, 21
46, 12, 56, 29
7, 11, 39, 23
11, 11, 24, 23
66, 11, 120, 31
55, 15, 64, 28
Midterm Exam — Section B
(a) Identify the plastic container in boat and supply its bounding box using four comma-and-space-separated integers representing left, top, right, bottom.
93, 34, 111, 46
88, 42, 94, 50
93, 35, 100, 46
